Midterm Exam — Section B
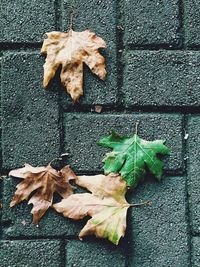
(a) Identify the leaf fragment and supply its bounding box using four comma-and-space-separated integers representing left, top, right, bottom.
9, 164, 77, 225
41, 29, 106, 102
98, 131, 170, 188
54, 173, 129, 245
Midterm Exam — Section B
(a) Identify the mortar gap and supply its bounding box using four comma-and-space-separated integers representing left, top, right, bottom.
178, 0, 185, 49
0, 43, 42, 52
54, 0, 63, 31
115, 0, 125, 110
60, 104, 200, 114
183, 114, 193, 266
60, 239, 67, 267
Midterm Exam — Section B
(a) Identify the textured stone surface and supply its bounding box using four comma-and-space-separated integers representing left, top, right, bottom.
187, 116, 200, 234
64, 113, 183, 173
124, 51, 200, 107
185, 0, 200, 46
0, 240, 62, 267
191, 237, 200, 267
0, 0, 56, 43
66, 239, 125, 267
124, 0, 180, 46
1, 176, 83, 237
1, 53, 60, 170
128, 176, 189, 267
60, 0, 117, 106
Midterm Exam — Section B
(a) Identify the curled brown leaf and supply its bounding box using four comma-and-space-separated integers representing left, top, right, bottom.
9, 164, 77, 225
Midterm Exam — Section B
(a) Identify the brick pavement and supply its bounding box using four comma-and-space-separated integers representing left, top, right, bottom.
0, 1, 199, 266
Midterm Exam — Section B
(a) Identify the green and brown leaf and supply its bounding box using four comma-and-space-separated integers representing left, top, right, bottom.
54, 173, 130, 245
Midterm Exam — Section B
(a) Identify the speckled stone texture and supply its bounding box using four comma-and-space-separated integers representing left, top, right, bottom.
65, 239, 126, 267
124, 51, 200, 107
124, 0, 180, 46
185, 0, 200, 47
0, 240, 62, 267
1, 53, 60, 170
128, 176, 189, 267
191, 237, 200, 267
188, 116, 200, 234
0, 0, 56, 43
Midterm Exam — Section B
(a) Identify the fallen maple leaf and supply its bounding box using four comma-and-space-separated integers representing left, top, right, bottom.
54, 173, 129, 245
98, 131, 170, 188
9, 164, 77, 225
41, 29, 106, 102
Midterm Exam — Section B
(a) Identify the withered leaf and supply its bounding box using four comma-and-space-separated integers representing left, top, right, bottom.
9, 164, 77, 225
41, 29, 106, 102
54, 173, 130, 245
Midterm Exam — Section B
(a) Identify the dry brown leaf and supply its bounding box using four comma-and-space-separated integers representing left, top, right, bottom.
41, 29, 107, 102
9, 164, 77, 225
54, 173, 130, 245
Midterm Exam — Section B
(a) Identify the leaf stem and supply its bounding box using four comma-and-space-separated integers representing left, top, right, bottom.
83, 201, 151, 208
49, 157, 63, 166
68, 0, 75, 31
69, 10, 74, 31
129, 200, 151, 207
135, 121, 140, 135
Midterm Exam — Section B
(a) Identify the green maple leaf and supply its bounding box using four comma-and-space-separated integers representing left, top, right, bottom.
98, 131, 170, 188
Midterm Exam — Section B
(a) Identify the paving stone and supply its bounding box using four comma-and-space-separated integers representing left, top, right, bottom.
60, 0, 117, 106
187, 116, 200, 234
0, 0, 56, 43
191, 237, 200, 267
124, 51, 200, 107
66, 239, 125, 267
1, 52, 60, 170
63, 113, 183, 173
1, 176, 83, 237
128, 176, 189, 267
0, 240, 61, 267
124, 0, 180, 46
185, 0, 200, 47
